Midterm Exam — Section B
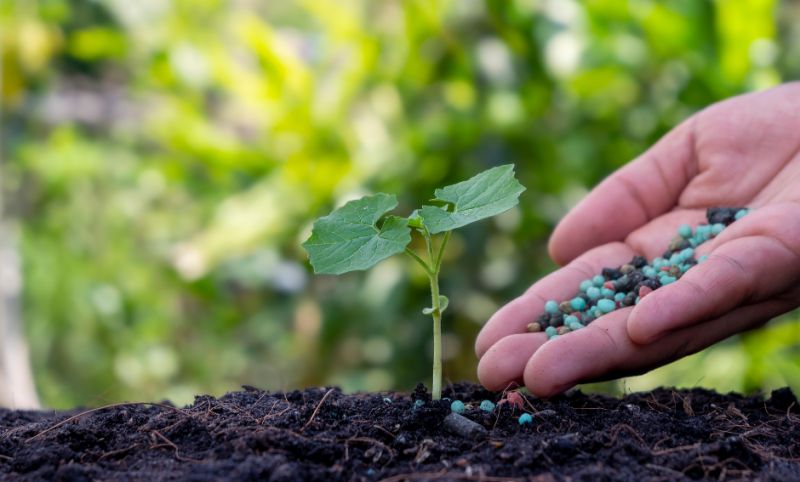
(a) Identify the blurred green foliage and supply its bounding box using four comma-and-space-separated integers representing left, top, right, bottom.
1, 0, 798, 408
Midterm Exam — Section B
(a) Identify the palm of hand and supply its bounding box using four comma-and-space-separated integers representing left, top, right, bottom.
476, 83, 800, 397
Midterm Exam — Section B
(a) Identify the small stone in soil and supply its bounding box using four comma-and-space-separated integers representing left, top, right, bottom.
443, 412, 488, 438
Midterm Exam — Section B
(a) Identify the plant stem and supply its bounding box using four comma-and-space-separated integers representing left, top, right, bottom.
404, 247, 431, 274
420, 226, 444, 401
434, 231, 450, 272
423, 227, 434, 264
411, 227, 445, 400
428, 264, 442, 401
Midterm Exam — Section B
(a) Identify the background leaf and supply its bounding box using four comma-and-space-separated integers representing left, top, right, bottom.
303, 194, 411, 275
419, 165, 525, 234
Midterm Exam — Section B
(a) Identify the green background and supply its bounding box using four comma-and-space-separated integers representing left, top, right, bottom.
2, 0, 799, 408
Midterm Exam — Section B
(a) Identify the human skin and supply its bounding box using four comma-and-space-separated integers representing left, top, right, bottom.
475, 82, 800, 397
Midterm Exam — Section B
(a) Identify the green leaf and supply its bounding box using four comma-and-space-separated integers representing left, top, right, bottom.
418, 164, 525, 234
407, 210, 424, 229
438, 295, 449, 312
422, 295, 449, 315
302, 194, 411, 274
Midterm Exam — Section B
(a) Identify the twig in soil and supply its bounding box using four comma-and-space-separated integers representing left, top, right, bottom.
372, 424, 396, 439
651, 442, 702, 456
0, 454, 11, 461
740, 435, 800, 463
259, 424, 336, 447
0, 426, 29, 441
645, 393, 672, 412
378, 470, 523, 482
682, 455, 719, 478
606, 423, 648, 448
644, 463, 686, 478
301, 388, 335, 431
691, 456, 753, 480
258, 397, 293, 425
491, 411, 502, 431
24, 402, 188, 443
679, 393, 694, 416
200, 399, 214, 420
243, 391, 270, 421
150, 430, 201, 463
98, 443, 141, 461
651, 437, 671, 452
344, 437, 396, 465
715, 457, 753, 472
724, 403, 748, 424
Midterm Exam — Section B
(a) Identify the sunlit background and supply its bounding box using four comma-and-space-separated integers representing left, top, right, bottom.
1, 0, 799, 409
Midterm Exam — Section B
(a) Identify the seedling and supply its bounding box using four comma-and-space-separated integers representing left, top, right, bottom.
303, 165, 525, 400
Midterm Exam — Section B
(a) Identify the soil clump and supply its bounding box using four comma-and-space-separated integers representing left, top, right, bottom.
1, 383, 798, 481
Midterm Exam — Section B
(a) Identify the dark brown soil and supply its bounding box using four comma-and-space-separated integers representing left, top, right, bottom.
1, 383, 799, 481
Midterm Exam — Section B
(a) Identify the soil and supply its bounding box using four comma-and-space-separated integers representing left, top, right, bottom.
1, 383, 799, 481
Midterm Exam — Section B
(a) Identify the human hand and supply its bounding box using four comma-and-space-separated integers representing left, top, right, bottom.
475, 82, 800, 397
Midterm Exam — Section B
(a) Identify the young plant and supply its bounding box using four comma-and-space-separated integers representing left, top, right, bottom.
302, 165, 525, 400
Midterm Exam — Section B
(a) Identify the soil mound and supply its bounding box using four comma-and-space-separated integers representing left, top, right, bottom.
1, 383, 798, 481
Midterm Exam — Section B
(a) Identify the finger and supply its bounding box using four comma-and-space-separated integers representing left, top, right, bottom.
524, 297, 794, 398
628, 205, 800, 344
680, 84, 800, 207
476, 333, 546, 391
695, 203, 798, 257
549, 118, 698, 265
623, 208, 706, 259
475, 242, 637, 359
